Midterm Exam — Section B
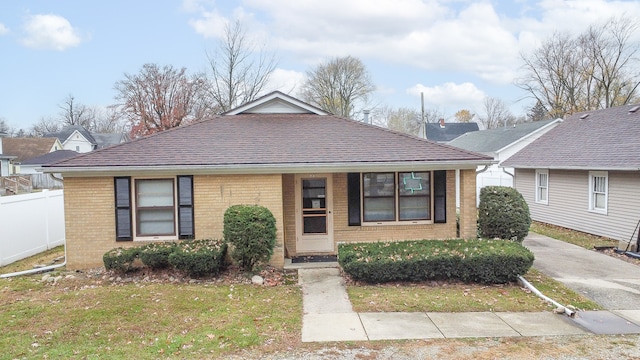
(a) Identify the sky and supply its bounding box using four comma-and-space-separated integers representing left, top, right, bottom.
1, 0, 640, 130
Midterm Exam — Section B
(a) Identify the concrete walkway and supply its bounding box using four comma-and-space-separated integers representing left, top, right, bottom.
299, 233, 640, 342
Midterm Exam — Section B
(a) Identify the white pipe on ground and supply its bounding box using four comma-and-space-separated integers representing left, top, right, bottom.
518, 275, 576, 317
0, 241, 67, 278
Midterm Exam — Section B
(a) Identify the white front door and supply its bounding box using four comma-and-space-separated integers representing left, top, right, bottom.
295, 174, 334, 253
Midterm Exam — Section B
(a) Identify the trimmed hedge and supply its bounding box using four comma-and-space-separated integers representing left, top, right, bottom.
478, 186, 531, 242
168, 239, 228, 277
103, 239, 227, 277
339, 239, 534, 284
103, 247, 140, 273
223, 205, 277, 272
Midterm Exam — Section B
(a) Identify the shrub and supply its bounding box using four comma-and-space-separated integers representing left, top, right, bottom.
168, 239, 228, 277
478, 186, 531, 242
339, 239, 534, 284
223, 205, 277, 272
139, 242, 177, 270
103, 247, 140, 273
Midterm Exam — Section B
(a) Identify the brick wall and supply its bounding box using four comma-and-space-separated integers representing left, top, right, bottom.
64, 174, 285, 269
458, 169, 478, 239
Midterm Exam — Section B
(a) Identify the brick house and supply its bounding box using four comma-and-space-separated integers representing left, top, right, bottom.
44, 92, 493, 269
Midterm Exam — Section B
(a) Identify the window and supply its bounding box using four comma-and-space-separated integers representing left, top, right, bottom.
135, 179, 176, 236
535, 169, 548, 204
362, 172, 431, 222
114, 176, 194, 241
589, 171, 608, 214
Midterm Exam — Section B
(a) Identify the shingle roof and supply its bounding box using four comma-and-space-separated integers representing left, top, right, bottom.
45, 113, 492, 173
21, 150, 79, 165
2, 137, 59, 162
503, 104, 640, 170
448, 119, 560, 153
425, 123, 479, 142
92, 133, 128, 149
45, 125, 96, 145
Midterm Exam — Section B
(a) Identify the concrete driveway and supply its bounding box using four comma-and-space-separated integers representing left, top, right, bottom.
524, 232, 640, 310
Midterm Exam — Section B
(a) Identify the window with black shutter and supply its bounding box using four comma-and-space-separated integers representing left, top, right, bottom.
433, 170, 447, 223
114, 177, 132, 241
347, 173, 361, 226
177, 175, 194, 239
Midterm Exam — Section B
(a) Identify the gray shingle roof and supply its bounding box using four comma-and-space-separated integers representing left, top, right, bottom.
21, 150, 79, 165
2, 137, 59, 162
45, 125, 96, 145
425, 123, 479, 142
92, 133, 128, 149
45, 113, 492, 172
448, 119, 559, 153
503, 104, 640, 170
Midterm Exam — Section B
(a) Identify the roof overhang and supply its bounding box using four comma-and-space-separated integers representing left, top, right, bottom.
504, 164, 640, 171
44, 159, 496, 177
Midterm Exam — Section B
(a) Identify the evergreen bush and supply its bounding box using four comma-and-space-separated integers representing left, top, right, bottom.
139, 242, 177, 270
167, 239, 228, 277
478, 186, 531, 242
223, 205, 277, 272
103, 247, 140, 273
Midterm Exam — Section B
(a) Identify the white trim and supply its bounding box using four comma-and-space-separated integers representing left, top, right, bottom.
224, 91, 329, 115
46, 159, 495, 176
131, 176, 179, 241
294, 174, 334, 253
535, 169, 549, 205
588, 171, 608, 215
495, 118, 563, 154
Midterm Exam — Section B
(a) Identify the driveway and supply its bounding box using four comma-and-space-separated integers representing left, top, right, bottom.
524, 232, 640, 310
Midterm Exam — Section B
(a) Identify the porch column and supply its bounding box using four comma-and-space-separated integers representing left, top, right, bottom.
458, 169, 477, 239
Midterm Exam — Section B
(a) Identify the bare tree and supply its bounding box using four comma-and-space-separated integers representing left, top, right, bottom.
518, 16, 640, 117
373, 106, 421, 136
30, 116, 62, 137
59, 94, 94, 128
114, 63, 209, 138
89, 105, 127, 133
478, 97, 515, 129
206, 20, 277, 113
302, 55, 375, 119
0, 117, 9, 135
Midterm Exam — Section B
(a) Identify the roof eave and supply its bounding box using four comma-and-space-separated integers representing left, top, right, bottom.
505, 164, 640, 171
44, 159, 496, 177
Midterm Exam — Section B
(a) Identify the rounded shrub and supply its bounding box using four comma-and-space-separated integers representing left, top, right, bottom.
103, 247, 140, 273
223, 204, 277, 272
167, 239, 227, 277
478, 186, 531, 242
139, 242, 177, 270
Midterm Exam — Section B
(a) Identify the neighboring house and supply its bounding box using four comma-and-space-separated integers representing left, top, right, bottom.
503, 104, 640, 245
422, 119, 479, 142
2, 137, 63, 175
45, 125, 129, 153
93, 133, 130, 149
0, 132, 15, 177
43, 91, 493, 270
448, 119, 562, 202
20, 150, 78, 174
45, 125, 97, 153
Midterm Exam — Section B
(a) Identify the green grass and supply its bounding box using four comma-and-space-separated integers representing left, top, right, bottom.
0, 271, 301, 359
530, 221, 619, 249
347, 268, 601, 313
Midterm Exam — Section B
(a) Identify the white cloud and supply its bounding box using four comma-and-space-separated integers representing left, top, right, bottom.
21, 14, 82, 51
266, 68, 306, 96
407, 82, 486, 112
0, 23, 8, 35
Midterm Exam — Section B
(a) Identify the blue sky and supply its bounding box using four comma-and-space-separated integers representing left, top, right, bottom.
1, 0, 639, 130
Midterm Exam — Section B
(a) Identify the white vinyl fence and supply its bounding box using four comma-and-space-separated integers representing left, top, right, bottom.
0, 190, 65, 266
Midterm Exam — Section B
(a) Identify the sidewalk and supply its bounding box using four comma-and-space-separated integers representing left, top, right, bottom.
298, 241, 640, 342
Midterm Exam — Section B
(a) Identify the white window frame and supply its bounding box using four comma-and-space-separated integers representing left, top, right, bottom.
588, 171, 608, 214
132, 177, 179, 240
361, 171, 433, 225
535, 169, 549, 205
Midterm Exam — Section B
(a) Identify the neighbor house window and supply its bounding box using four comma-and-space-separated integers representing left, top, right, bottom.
362, 172, 430, 222
535, 169, 548, 204
588, 171, 608, 214
114, 176, 194, 241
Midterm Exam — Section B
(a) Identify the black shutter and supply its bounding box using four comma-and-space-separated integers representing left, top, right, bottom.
177, 175, 194, 239
347, 173, 361, 226
434, 170, 446, 223
114, 177, 132, 241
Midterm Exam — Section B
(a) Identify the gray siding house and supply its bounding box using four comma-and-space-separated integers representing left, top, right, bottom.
503, 104, 640, 245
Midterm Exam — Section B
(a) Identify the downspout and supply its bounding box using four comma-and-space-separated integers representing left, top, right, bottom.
518, 275, 575, 317
0, 240, 67, 278
476, 165, 489, 174
502, 167, 514, 178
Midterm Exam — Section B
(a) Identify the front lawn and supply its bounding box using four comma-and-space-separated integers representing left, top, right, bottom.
530, 221, 619, 249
